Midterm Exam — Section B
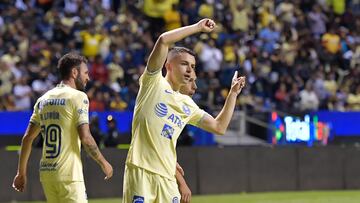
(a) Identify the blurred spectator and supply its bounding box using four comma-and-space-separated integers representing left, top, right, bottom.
274, 82, 289, 111
108, 55, 124, 92
80, 26, 104, 58
288, 83, 301, 111
0, 59, 14, 97
110, 94, 128, 111
90, 54, 109, 84
341, 7, 356, 30
350, 46, 360, 69
89, 113, 105, 146
143, 0, 176, 38
332, 85, 348, 111
322, 27, 341, 55
313, 71, 328, 103
328, 0, 346, 15
0, 94, 16, 111
180, 0, 198, 25
308, 4, 327, 38
1, 46, 21, 68
206, 72, 222, 110
258, 3, 276, 28
99, 28, 112, 59
104, 115, 120, 147
31, 70, 53, 98
259, 22, 280, 54
64, 0, 81, 14
347, 85, 360, 110
323, 72, 338, 97
164, 4, 181, 31
299, 81, 320, 111
231, 2, 250, 32
89, 91, 106, 112
275, 0, 295, 24
13, 76, 32, 110
222, 40, 236, 65
198, 0, 214, 19
199, 39, 223, 72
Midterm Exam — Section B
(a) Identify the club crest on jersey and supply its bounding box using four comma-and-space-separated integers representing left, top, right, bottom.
172, 197, 179, 203
77, 108, 88, 114
132, 195, 144, 203
182, 104, 191, 115
161, 124, 174, 139
154, 103, 168, 117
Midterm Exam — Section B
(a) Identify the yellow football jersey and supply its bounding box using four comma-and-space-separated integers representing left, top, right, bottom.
126, 69, 205, 180
30, 84, 89, 182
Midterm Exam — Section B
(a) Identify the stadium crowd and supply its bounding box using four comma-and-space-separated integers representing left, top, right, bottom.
0, 0, 359, 115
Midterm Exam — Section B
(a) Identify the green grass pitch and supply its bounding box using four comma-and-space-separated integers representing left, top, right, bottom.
16, 190, 360, 203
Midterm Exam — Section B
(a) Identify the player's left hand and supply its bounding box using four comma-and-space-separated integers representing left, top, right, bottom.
101, 160, 113, 180
230, 71, 246, 95
12, 173, 27, 192
179, 182, 191, 203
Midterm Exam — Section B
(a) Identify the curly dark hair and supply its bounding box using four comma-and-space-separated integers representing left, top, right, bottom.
57, 52, 88, 80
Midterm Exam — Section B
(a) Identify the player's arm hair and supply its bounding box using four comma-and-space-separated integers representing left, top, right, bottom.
146, 24, 201, 73
199, 92, 238, 135
78, 124, 107, 165
16, 122, 41, 176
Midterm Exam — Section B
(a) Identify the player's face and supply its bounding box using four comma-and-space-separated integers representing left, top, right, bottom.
75, 62, 90, 91
180, 71, 197, 97
170, 52, 195, 86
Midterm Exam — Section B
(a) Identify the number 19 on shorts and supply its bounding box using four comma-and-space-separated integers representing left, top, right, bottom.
41, 124, 62, 159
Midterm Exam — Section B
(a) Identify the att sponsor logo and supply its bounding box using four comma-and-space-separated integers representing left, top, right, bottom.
167, 114, 184, 128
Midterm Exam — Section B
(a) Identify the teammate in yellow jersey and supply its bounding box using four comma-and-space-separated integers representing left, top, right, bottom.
122, 18, 246, 203
180, 70, 197, 97
175, 70, 197, 203
12, 53, 113, 203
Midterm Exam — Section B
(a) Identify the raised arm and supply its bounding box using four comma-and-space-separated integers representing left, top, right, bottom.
146, 19, 216, 73
199, 71, 246, 135
78, 124, 113, 180
13, 122, 41, 192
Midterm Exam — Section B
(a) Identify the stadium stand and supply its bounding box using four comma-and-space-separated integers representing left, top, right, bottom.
0, 0, 359, 114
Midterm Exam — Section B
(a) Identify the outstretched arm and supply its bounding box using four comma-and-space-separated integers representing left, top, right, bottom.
13, 122, 41, 192
78, 124, 113, 180
199, 71, 246, 135
147, 19, 216, 73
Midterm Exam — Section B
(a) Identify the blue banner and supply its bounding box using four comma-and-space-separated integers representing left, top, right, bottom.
0, 111, 133, 136
314, 111, 360, 136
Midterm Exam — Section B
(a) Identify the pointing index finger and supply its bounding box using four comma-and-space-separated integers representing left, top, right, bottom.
232, 71, 238, 80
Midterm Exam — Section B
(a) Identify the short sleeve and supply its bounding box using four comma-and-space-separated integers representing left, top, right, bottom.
29, 100, 41, 126
139, 67, 162, 86
73, 93, 89, 126
185, 97, 206, 127
188, 108, 206, 127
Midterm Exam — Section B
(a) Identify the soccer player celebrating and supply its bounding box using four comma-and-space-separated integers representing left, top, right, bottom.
122, 18, 245, 203
12, 53, 113, 202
